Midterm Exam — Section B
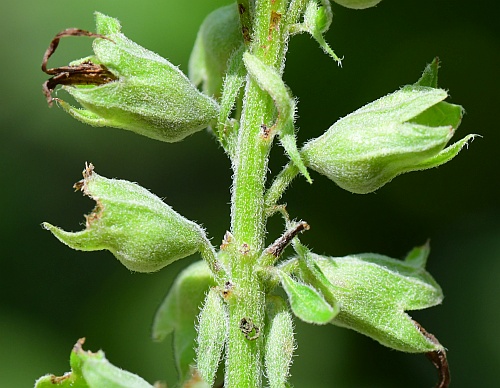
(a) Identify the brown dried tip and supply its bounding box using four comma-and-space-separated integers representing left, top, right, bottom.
266, 221, 310, 258
41, 28, 117, 106
220, 231, 234, 250
414, 320, 451, 388
73, 162, 95, 192
72, 337, 86, 353
82, 162, 95, 179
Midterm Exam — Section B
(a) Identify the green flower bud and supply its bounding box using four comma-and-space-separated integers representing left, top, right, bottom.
35, 338, 153, 388
307, 244, 445, 353
264, 296, 295, 388
302, 82, 473, 194
332, 0, 383, 10
196, 288, 228, 386
152, 260, 215, 384
42, 12, 219, 142
189, 4, 244, 98
43, 164, 208, 273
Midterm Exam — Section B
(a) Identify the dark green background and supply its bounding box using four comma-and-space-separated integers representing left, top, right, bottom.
1, 0, 498, 386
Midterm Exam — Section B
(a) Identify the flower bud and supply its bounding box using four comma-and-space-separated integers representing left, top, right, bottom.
152, 260, 215, 383
189, 4, 244, 98
43, 163, 208, 273
196, 288, 228, 385
43, 12, 219, 142
264, 296, 295, 388
332, 0, 382, 10
35, 338, 152, 388
308, 244, 445, 353
302, 83, 473, 194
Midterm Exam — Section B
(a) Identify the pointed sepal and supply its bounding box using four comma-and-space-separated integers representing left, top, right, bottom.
279, 270, 337, 324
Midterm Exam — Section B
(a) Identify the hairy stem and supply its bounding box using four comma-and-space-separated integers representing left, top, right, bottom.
264, 162, 300, 217
226, 0, 294, 386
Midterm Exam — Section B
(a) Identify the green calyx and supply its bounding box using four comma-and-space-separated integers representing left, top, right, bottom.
302, 59, 474, 194
35, 338, 153, 388
43, 164, 208, 273
295, 244, 444, 353
55, 12, 219, 142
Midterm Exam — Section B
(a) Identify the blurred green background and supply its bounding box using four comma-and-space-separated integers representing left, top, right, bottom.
1, 0, 498, 386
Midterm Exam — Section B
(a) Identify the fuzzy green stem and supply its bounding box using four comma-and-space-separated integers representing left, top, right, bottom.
226, 0, 292, 386
237, 0, 254, 44
264, 162, 300, 217
199, 238, 226, 283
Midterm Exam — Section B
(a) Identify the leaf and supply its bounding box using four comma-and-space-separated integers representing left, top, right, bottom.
279, 271, 337, 324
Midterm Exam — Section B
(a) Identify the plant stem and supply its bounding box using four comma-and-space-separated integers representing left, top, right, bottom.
226, 0, 292, 386
264, 162, 300, 217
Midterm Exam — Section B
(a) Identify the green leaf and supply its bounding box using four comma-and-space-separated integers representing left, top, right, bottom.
243, 52, 312, 183
196, 288, 228, 385
305, 246, 445, 352
43, 164, 208, 273
35, 339, 153, 388
279, 271, 337, 324
152, 261, 215, 384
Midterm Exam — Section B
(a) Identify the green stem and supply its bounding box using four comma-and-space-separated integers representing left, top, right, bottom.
226, 0, 293, 386
237, 0, 254, 44
264, 162, 300, 217
199, 238, 226, 283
